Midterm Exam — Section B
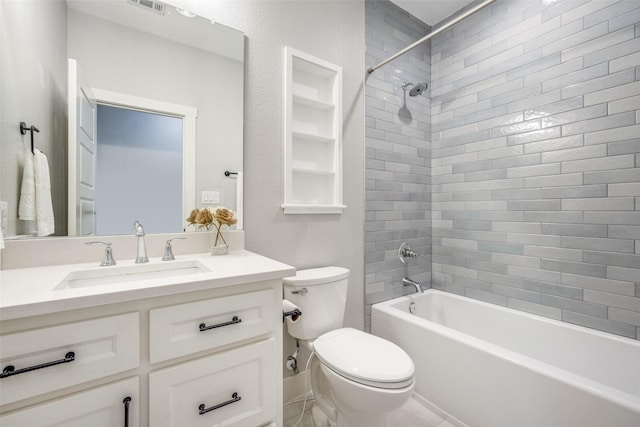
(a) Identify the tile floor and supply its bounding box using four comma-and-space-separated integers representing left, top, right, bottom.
283, 395, 464, 427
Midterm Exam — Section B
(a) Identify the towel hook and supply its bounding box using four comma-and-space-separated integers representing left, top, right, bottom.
19, 122, 40, 154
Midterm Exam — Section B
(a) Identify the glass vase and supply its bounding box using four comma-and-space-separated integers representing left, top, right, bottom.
211, 224, 229, 255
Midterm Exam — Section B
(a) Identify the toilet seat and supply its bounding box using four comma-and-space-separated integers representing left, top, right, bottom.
313, 328, 415, 389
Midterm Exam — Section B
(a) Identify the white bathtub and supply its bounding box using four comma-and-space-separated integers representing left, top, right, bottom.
371, 289, 640, 427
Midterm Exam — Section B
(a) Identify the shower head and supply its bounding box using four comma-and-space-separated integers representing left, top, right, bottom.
409, 81, 428, 96
402, 81, 428, 97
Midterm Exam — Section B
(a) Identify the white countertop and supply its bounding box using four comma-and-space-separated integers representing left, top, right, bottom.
0, 250, 295, 321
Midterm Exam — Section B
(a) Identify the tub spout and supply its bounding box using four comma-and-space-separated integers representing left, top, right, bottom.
402, 277, 423, 294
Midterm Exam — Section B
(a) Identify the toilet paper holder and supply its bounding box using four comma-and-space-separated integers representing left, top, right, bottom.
282, 308, 302, 323
282, 299, 302, 323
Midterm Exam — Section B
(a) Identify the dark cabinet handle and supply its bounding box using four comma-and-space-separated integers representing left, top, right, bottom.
0, 351, 75, 378
199, 316, 241, 332
198, 392, 241, 415
123, 396, 131, 427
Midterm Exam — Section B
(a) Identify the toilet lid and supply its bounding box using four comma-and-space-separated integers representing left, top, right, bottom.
313, 328, 415, 389
283, 266, 349, 286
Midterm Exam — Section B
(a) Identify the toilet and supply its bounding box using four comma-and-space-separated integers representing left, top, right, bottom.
283, 267, 415, 427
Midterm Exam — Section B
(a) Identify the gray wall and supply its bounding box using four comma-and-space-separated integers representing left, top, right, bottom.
0, 0, 68, 237
212, 0, 366, 337
431, 0, 640, 340
365, 0, 432, 330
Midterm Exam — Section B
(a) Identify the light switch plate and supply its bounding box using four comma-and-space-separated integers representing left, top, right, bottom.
201, 191, 219, 205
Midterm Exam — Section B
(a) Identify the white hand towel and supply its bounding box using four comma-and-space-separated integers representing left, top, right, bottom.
34, 150, 55, 236
18, 150, 36, 221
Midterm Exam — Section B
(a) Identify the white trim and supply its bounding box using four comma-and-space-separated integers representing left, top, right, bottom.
235, 172, 244, 230
283, 49, 294, 210
92, 89, 198, 230
67, 59, 78, 236
282, 204, 346, 215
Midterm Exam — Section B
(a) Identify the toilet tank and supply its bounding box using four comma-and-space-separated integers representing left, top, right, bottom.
283, 266, 349, 340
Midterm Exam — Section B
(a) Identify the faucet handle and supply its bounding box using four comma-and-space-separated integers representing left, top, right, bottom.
85, 241, 117, 267
162, 238, 187, 261
398, 242, 420, 264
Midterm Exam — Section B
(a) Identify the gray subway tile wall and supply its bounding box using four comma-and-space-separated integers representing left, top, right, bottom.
431, 0, 640, 339
365, 0, 432, 330
365, 0, 639, 339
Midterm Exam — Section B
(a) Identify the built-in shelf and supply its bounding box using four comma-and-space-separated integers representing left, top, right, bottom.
292, 94, 335, 111
292, 167, 335, 175
292, 131, 334, 144
283, 47, 344, 215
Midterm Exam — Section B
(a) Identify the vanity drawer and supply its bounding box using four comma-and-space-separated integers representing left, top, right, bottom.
0, 377, 139, 427
149, 338, 276, 427
149, 288, 278, 363
0, 313, 139, 406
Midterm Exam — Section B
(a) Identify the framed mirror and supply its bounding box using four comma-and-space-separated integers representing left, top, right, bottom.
0, 0, 244, 238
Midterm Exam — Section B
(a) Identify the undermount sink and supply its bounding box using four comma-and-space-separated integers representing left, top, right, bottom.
55, 260, 211, 290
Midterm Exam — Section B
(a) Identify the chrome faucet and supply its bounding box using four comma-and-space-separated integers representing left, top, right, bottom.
133, 221, 148, 263
85, 241, 116, 266
402, 276, 423, 294
399, 242, 423, 293
162, 237, 186, 261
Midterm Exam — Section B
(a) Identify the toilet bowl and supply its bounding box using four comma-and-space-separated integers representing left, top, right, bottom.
283, 267, 415, 427
312, 328, 415, 427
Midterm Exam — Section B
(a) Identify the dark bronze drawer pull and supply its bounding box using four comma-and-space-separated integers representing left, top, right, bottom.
199, 316, 241, 332
0, 351, 75, 379
198, 392, 241, 415
123, 396, 131, 427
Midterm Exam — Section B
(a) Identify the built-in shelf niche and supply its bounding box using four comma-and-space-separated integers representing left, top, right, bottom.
283, 47, 345, 215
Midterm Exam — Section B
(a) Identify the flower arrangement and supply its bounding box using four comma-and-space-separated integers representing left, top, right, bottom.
186, 207, 238, 251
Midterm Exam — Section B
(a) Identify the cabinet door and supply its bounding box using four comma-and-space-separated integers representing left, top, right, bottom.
149, 289, 278, 363
0, 313, 139, 405
149, 338, 276, 427
0, 377, 139, 427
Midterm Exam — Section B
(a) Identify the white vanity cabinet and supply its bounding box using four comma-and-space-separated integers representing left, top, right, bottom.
0, 313, 140, 406
149, 338, 277, 426
0, 272, 285, 427
148, 286, 281, 427
149, 288, 279, 364
0, 377, 139, 427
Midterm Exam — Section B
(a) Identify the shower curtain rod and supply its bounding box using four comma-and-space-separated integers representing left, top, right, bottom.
367, 0, 497, 74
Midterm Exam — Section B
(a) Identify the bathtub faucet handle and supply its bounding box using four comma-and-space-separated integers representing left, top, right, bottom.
403, 247, 419, 257
398, 242, 420, 263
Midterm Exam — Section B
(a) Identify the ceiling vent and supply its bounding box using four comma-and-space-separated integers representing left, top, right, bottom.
127, 0, 166, 16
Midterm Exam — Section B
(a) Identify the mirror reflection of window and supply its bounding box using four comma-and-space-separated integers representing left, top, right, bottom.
95, 105, 183, 235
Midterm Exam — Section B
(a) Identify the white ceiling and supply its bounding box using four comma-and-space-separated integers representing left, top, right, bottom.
390, 0, 475, 26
